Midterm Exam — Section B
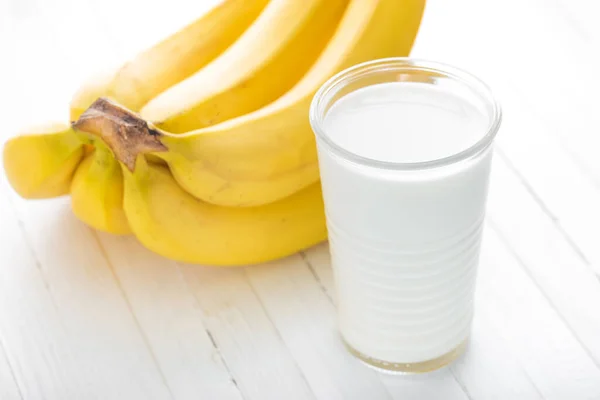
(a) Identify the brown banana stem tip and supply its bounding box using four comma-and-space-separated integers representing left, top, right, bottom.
72, 97, 167, 171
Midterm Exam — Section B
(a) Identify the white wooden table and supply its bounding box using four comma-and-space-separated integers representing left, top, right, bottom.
2, 0, 600, 398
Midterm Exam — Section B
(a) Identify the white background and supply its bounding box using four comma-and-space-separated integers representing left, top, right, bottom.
1, 0, 600, 399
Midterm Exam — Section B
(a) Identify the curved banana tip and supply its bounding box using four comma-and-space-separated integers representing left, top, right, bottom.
2, 139, 45, 198
3, 130, 84, 199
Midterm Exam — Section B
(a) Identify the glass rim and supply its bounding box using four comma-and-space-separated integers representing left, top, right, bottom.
309, 57, 502, 171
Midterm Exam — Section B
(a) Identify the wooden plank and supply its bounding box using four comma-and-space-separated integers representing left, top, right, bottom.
0, 28, 88, 393
180, 265, 316, 400
0, 15, 175, 400
490, 88, 600, 275
97, 233, 244, 400
479, 228, 600, 399
0, 343, 23, 400
377, 370, 469, 400
491, 90, 600, 273
0, 189, 99, 399
450, 310, 544, 400
245, 255, 397, 400
486, 157, 600, 363
1, 188, 175, 399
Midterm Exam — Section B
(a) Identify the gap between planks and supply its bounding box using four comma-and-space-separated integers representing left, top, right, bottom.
0, 327, 24, 400
91, 231, 176, 400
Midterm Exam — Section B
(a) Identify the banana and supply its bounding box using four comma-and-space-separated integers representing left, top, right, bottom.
148, 0, 425, 207
70, 143, 131, 234
3, 123, 84, 198
61, 0, 269, 231
5, 0, 425, 266
5, 0, 267, 204
71, 0, 269, 119
140, 0, 349, 132
123, 159, 327, 265
73, 98, 326, 265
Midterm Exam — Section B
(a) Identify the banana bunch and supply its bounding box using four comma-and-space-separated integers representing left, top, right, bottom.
3, 0, 425, 266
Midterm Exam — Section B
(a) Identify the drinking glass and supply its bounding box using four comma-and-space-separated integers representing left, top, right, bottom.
309, 58, 501, 373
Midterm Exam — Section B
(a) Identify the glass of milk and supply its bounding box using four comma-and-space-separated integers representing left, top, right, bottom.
310, 58, 501, 373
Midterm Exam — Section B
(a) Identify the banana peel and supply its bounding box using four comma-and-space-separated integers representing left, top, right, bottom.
3, 123, 83, 199
2, 0, 426, 265
73, 98, 327, 265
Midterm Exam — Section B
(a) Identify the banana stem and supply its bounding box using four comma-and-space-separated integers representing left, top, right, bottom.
72, 97, 167, 171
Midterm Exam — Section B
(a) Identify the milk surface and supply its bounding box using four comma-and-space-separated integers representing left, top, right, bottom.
324, 82, 486, 163
318, 81, 493, 364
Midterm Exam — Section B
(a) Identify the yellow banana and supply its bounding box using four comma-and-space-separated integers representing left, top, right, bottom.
63, 0, 268, 232
6, 0, 425, 266
73, 98, 326, 265
3, 123, 83, 198
123, 159, 327, 266
141, 0, 349, 132
148, 0, 425, 207
5, 0, 266, 204
71, 0, 269, 119
70, 144, 131, 234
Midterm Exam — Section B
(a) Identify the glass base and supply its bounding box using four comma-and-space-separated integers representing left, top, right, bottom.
344, 338, 468, 374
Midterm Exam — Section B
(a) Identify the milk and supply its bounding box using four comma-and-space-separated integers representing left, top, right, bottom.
316, 80, 495, 369
323, 82, 487, 162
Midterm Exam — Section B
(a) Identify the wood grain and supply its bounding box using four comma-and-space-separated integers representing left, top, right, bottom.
96, 234, 244, 400
0, 310, 23, 400
180, 265, 316, 400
